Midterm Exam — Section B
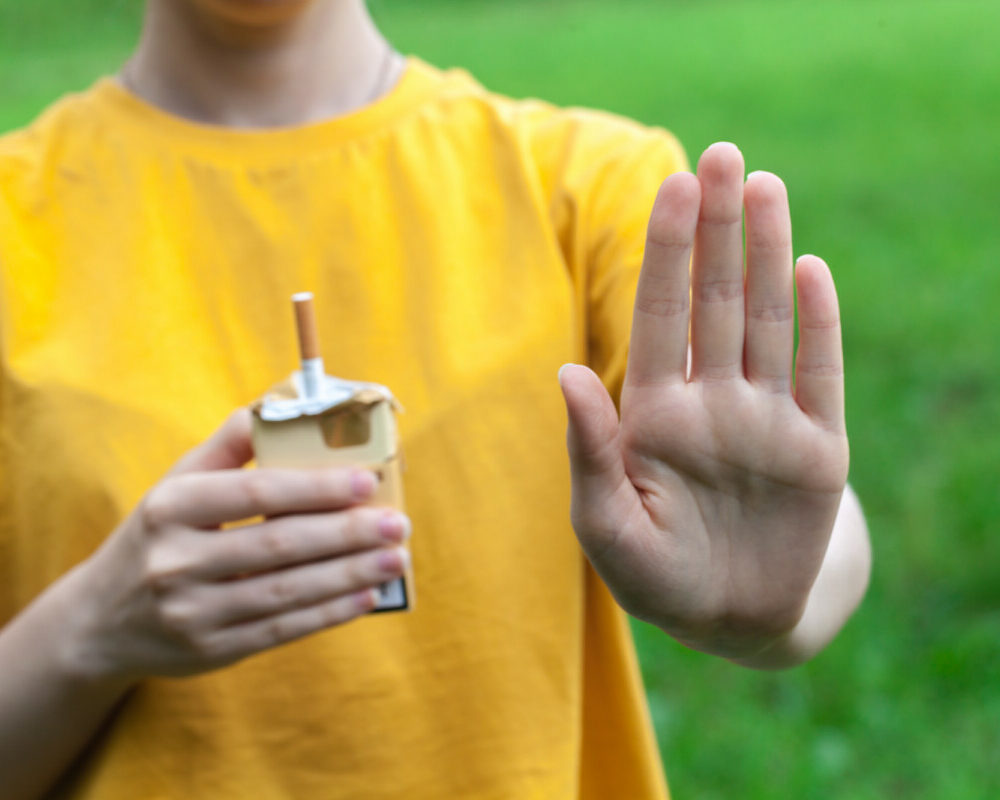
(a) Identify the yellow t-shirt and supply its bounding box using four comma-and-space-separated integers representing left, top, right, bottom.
0, 58, 686, 799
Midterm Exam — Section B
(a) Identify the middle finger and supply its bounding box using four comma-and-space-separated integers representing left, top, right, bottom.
690, 142, 746, 381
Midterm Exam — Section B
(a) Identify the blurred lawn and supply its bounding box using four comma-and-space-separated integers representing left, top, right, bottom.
2, 0, 999, 797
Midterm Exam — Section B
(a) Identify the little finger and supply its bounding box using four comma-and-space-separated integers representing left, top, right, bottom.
200, 589, 381, 665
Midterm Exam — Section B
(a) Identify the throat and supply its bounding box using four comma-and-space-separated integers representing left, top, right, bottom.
121, 0, 398, 128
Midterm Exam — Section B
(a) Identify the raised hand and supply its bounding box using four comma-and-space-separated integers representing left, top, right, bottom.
558, 142, 850, 662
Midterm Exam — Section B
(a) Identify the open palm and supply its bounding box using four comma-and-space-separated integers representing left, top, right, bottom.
559, 143, 849, 660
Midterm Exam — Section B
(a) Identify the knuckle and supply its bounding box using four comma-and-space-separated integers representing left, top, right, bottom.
267, 576, 300, 607
799, 361, 844, 379
319, 599, 355, 629
144, 569, 176, 596
645, 224, 690, 253
800, 316, 841, 332
141, 484, 178, 531
343, 556, 370, 588
241, 472, 276, 515
746, 234, 792, 254
748, 303, 793, 324
259, 525, 296, 562
187, 632, 225, 663
338, 508, 361, 544
158, 599, 198, 637
695, 278, 743, 304
316, 468, 355, 506
344, 507, 376, 546
143, 550, 185, 596
697, 208, 742, 228
262, 616, 294, 649
226, 535, 260, 571
634, 293, 688, 319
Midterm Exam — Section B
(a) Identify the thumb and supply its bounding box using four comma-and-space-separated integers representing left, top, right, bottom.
557, 364, 633, 549
168, 408, 255, 476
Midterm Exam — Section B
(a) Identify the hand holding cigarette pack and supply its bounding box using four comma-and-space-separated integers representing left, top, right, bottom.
250, 292, 412, 613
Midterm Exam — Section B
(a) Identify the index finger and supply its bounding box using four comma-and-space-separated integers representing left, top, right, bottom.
145, 467, 377, 529
625, 171, 700, 387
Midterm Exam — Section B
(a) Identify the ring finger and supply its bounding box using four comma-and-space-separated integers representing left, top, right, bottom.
193, 508, 410, 580
199, 546, 409, 627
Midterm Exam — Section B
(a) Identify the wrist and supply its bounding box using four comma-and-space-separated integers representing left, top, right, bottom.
732, 487, 872, 670
661, 604, 806, 666
53, 560, 138, 693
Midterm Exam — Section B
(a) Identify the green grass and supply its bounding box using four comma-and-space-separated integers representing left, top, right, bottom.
3, 0, 999, 796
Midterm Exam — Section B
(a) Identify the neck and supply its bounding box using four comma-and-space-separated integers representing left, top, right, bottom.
122, 0, 399, 128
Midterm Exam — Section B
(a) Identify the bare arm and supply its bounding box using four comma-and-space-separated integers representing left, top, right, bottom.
0, 566, 137, 800
0, 411, 409, 799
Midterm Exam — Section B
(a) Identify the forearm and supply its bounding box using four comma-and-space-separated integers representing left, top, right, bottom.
732, 484, 871, 670
0, 563, 135, 800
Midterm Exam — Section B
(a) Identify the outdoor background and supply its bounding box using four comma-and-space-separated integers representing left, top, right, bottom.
1, 0, 998, 796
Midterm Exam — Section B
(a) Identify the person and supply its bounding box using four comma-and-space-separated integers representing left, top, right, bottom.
0, 0, 871, 797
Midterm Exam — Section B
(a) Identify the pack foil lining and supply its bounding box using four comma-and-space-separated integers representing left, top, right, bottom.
252, 372, 399, 422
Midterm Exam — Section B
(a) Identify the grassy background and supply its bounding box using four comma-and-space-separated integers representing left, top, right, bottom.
2, 0, 998, 796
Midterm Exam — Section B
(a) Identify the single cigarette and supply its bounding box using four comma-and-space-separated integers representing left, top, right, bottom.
292, 292, 321, 361
292, 292, 324, 400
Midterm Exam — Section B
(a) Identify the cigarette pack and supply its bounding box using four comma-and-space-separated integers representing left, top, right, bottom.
249, 294, 412, 612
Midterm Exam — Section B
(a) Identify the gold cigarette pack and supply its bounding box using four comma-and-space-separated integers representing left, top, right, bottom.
249, 294, 412, 613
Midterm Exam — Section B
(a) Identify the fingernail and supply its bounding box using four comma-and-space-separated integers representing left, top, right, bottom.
378, 512, 411, 543
353, 588, 379, 611
351, 470, 377, 499
377, 546, 409, 574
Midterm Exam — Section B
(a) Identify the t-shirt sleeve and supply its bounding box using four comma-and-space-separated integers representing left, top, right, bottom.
521, 104, 689, 404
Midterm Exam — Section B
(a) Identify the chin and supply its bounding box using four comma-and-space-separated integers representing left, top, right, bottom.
185, 0, 320, 27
